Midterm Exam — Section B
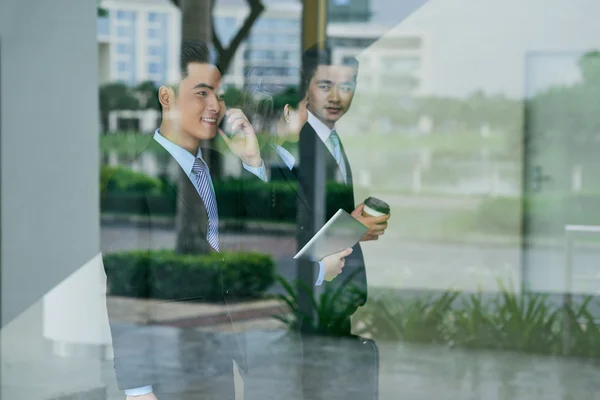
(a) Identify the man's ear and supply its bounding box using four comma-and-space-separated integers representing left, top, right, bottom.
158, 86, 174, 110
283, 104, 291, 122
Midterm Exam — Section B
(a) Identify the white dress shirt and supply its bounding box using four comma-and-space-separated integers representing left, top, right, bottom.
273, 144, 296, 171
307, 111, 348, 183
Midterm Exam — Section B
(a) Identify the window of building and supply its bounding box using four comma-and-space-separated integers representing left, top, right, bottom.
97, 17, 109, 36
148, 12, 159, 23
117, 43, 131, 55
148, 62, 161, 74
116, 10, 134, 22
255, 18, 271, 30
380, 57, 420, 73
149, 28, 160, 40
117, 61, 129, 73
215, 17, 237, 44
148, 45, 162, 57
117, 25, 132, 37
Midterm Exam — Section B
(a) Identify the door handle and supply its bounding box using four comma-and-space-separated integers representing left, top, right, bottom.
531, 165, 552, 192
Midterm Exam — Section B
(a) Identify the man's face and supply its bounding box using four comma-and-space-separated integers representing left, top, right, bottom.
174, 62, 225, 140
307, 65, 357, 128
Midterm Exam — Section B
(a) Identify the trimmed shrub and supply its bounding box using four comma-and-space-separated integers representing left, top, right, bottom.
100, 165, 353, 221
101, 166, 163, 195
103, 249, 275, 302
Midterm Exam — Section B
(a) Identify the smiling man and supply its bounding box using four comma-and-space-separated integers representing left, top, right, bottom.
103, 39, 265, 400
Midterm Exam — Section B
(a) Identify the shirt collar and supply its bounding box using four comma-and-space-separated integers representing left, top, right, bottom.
272, 144, 296, 170
153, 129, 203, 176
307, 110, 335, 144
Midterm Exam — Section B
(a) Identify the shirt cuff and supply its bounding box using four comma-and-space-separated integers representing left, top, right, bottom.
315, 261, 325, 286
242, 160, 268, 182
124, 385, 153, 396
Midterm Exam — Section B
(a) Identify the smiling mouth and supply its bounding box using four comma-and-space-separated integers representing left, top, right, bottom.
201, 117, 217, 124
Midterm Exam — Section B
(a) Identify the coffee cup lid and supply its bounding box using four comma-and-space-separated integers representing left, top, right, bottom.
364, 197, 390, 214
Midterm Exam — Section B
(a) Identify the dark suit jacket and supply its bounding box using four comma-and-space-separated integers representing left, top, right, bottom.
103, 141, 246, 391
245, 123, 368, 323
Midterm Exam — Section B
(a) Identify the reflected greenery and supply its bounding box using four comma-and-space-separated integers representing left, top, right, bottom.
275, 275, 599, 358
273, 269, 365, 337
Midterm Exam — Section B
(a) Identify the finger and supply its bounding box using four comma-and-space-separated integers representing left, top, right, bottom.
351, 203, 365, 217
227, 114, 246, 126
371, 224, 387, 234
227, 111, 246, 122
372, 213, 391, 224
340, 247, 353, 258
231, 119, 244, 132
218, 128, 232, 144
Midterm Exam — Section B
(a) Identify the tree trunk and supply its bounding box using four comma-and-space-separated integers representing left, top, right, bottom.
176, 0, 214, 254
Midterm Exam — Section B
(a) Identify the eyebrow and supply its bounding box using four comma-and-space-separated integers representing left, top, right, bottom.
192, 83, 214, 90
315, 79, 355, 86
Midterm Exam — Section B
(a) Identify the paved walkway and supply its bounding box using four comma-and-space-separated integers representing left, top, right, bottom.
106, 296, 287, 331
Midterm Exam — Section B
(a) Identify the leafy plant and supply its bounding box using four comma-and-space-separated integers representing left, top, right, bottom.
355, 290, 459, 343
445, 291, 496, 349
563, 296, 600, 358
273, 269, 367, 337
281, 276, 600, 359
490, 280, 562, 354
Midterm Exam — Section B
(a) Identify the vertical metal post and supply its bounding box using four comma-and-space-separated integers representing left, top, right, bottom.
296, 0, 327, 333
562, 229, 573, 355
0, 38, 2, 328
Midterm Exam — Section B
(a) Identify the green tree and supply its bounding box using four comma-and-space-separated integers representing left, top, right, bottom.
98, 82, 140, 133
222, 86, 247, 108
135, 80, 160, 111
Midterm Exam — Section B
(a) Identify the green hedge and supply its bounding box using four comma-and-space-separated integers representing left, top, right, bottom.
104, 250, 275, 302
100, 165, 353, 221
101, 166, 163, 195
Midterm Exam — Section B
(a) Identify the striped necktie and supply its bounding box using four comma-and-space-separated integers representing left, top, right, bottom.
192, 157, 219, 251
328, 130, 347, 183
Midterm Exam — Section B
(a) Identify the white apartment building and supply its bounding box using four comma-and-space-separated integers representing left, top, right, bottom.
98, 0, 181, 86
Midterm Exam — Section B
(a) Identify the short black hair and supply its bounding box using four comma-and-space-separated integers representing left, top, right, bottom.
180, 39, 212, 79
300, 42, 359, 96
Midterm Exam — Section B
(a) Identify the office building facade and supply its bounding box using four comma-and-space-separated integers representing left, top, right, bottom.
97, 0, 181, 86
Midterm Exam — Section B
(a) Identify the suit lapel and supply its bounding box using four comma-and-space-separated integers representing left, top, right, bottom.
336, 135, 353, 185
272, 158, 311, 212
148, 143, 210, 240
305, 123, 344, 184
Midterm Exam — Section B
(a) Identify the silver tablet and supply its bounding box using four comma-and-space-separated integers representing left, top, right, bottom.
294, 209, 368, 261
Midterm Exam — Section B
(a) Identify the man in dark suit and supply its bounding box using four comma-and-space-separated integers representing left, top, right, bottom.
257, 46, 390, 329
103, 40, 268, 400
294, 45, 390, 400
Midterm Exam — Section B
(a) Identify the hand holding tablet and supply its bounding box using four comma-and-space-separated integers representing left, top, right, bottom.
294, 209, 368, 261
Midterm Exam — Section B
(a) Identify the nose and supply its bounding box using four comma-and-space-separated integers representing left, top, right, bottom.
207, 92, 221, 114
328, 85, 341, 103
